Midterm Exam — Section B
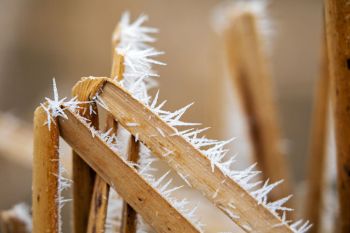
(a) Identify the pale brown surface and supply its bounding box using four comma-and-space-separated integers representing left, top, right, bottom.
87, 176, 110, 233
325, 0, 350, 232
32, 106, 59, 233
58, 109, 199, 233
0, 207, 31, 233
223, 11, 292, 203
120, 138, 139, 233
304, 41, 330, 233
90, 78, 293, 232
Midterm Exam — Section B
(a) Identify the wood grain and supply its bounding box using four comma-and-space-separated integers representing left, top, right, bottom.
58, 109, 199, 233
96, 79, 293, 232
32, 106, 59, 233
223, 11, 292, 203
325, 0, 350, 232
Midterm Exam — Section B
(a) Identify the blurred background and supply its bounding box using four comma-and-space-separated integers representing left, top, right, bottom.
0, 0, 326, 232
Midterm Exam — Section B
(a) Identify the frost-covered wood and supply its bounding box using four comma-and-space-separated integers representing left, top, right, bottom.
222, 9, 292, 203
58, 109, 200, 233
33, 106, 60, 233
97, 79, 295, 232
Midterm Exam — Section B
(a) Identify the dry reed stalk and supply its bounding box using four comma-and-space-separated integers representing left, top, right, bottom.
223, 11, 292, 203
70, 85, 109, 233
325, 0, 350, 232
304, 40, 330, 233
58, 109, 200, 233
32, 106, 59, 233
86, 175, 110, 233
112, 23, 139, 233
72, 103, 98, 233
75, 77, 294, 232
120, 138, 139, 233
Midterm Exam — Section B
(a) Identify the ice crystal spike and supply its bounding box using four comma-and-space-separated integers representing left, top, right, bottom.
102, 10, 311, 232
41, 78, 85, 130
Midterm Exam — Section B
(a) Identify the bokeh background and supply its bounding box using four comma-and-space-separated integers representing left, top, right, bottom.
0, 0, 325, 231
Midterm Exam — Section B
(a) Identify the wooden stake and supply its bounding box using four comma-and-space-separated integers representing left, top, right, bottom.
72, 152, 95, 233
58, 109, 200, 233
325, 0, 350, 232
223, 11, 292, 203
72, 105, 98, 233
304, 40, 330, 233
86, 175, 110, 233
120, 138, 139, 233
32, 106, 59, 233
78, 77, 294, 232
111, 24, 139, 233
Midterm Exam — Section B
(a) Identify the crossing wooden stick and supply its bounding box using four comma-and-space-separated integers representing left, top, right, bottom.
58, 109, 200, 233
111, 23, 139, 233
32, 106, 60, 233
325, 0, 350, 232
223, 11, 292, 203
74, 77, 294, 232
304, 40, 330, 233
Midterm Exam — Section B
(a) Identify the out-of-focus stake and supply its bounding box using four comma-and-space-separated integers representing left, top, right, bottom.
223, 10, 292, 203
0, 204, 32, 233
32, 106, 60, 233
304, 40, 330, 233
325, 0, 350, 232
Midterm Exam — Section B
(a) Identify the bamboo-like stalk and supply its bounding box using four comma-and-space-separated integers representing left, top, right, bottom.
72, 152, 95, 233
120, 138, 139, 233
304, 40, 330, 233
58, 109, 200, 233
75, 77, 294, 232
86, 22, 133, 232
325, 0, 350, 232
72, 104, 98, 233
111, 23, 139, 233
223, 11, 292, 203
86, 175, 110, 233
32, 106, 60, 233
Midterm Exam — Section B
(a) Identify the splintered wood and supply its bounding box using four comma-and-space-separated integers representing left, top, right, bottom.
58, 109, 199, 233
32, 106, 60, 233
82, 78, 294, 232
325, 0, 350, 232
223, 11, 292, 203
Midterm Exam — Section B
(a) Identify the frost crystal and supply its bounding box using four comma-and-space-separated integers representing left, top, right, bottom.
41, 78, 86, 130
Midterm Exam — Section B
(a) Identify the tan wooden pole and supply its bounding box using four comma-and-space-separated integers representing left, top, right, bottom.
223, 11, 292, 203
325, 0, 350, 232
32, 106, 60, 233
304, 40, 330, 233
